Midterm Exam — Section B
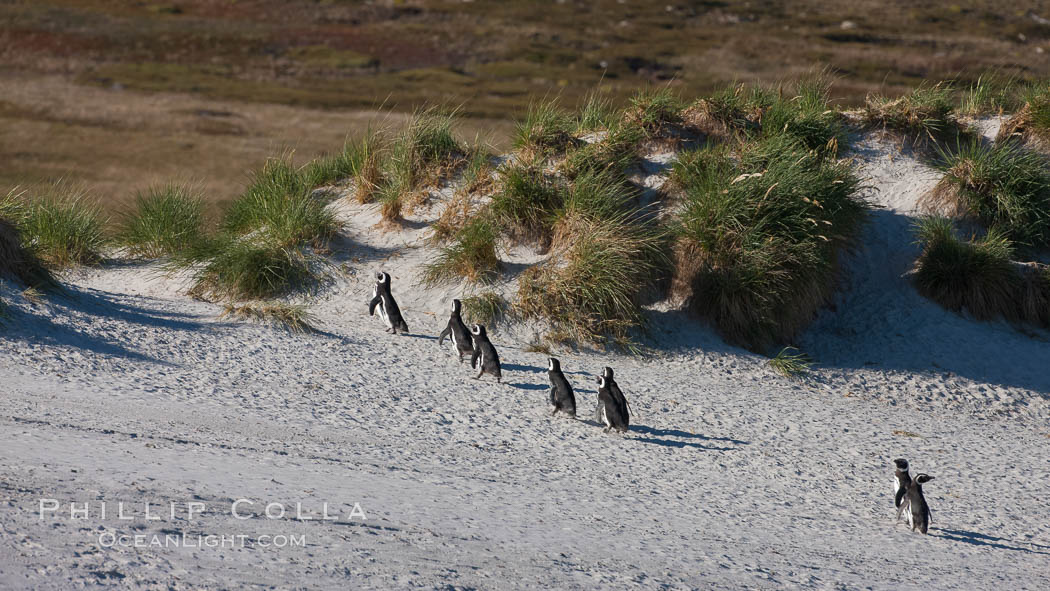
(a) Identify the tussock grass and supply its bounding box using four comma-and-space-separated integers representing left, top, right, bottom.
577, 91, 615, 133
996, 82, 1050, 152
0, 183, 107, 268
862, 82, 965, 145
221, 301, 317, 333
760, 77, 845, 155
522, 339, 553, 355
925, 140, 1050, 249
462, 291, 509, 328
374, 108, 465, 222
913, 217, 1023, 322
180, 238, 321, 301
769, 347, 813, 378
516, 211, 666, 346
350, 131, 386, 204
681, 84, 768, 141
514, 99, 577, 156
0, 212, 56, 289
560, 119, 643, 179
223, 157, 338, 249
490, 161, 561, 246
624, 87, 683, 137
302, 133, 378, 189
560, 168, 636, 221
672, 135, 867, 351
118, 184, 205, 258
422, 217, 502, 286
959, 73, 1023, 117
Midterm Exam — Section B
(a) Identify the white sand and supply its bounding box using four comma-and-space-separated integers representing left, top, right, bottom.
1, 124, 1049, 590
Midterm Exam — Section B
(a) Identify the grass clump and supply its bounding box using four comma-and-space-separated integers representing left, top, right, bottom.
760, 77, 845, 156
996, 82, 1050, 153
489, 161, 561, 246
577, 91, 615, 133
560, 119, 643, 179
769, 347, 814, 378
0, 184, 107, 268
913, 217, 1022, 322
959, 73, 1023, 117
301, 134, 379, 189
0, 212, 56, 289
118, 184, 205, 258
680, 84, 769, 141
462, 291, 510, 328
925, 140, 1050, 249
181, 238, 321, 301
224, 157, 338, 249
422, 217, 502, 286
671, 135, 867, 351
514, 99, 577, 156
862, 82, 964, 145
624, 87, 683, 137
221, 301, 317, 333
374, 109, 465, 222
516, 211, 666, 346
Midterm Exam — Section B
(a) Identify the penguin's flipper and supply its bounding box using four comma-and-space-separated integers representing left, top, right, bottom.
438, 325, 451, 346
470, 349, 481, 369
368, 295, 381, 316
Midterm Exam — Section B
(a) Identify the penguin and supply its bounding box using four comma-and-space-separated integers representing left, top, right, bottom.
599, 367, 631, 427
596, 374, 629, 433
469, 324, 502, 382
897, 474, 934, 534
367, 272, 409, 334
893, 458, 912, 514
547, 357, 576, 417
438, 299, 474, 362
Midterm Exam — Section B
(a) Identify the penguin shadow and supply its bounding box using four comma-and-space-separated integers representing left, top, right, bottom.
630, 424, 750, 446
506, 382, 548, 391
403, 333, 438, 341
501, 363, 546, 374
933, 528, 1050, 555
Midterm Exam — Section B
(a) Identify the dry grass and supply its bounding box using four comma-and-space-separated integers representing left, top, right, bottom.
220, 302, 317, 333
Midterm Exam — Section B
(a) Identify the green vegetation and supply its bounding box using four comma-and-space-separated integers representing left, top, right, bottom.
927, 140, 1050, 249
220, 301, 318, 333
769, 347, 814, 378
514, 100, 577, 156
118, 184, 205, 258
462, 291, 510, 328
862, 83, 965, 145
624, 87, 683, 137
366, 109, 465, 223
0, 212, 55, 289
516, 210, 666, 346
997, 82, 1050, 152
0, 184, 107, 268
422, 218, 502, 286
180, 238, 322, 301
671, 135, 867, 351
489, 161, 561, 246
913, 217, 1024, 322
224, 157, 339, 249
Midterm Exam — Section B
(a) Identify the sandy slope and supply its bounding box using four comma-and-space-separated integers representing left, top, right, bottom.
1, 127, 1049, 590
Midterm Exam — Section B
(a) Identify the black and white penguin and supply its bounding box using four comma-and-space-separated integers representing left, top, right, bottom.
469, 324, 502, 382
898, 474, 934, 534
598, 367, 630, 427
893, 458, 912, 513
367, 272, 409, 334
547, 357, 576, 417
438, 299, 474, 362
596, 375, 629, 433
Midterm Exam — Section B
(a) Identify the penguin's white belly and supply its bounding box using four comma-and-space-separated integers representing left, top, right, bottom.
906, 506, 914, 528
600, 404, 609, 427
894, 477, 900, 498
451, 331, 459, 348
378, 302, 392, 327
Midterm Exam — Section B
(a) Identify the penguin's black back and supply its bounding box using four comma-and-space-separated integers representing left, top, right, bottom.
598, 382, 628, 432
906, 475, 933, 534
548, 365, 576, 415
